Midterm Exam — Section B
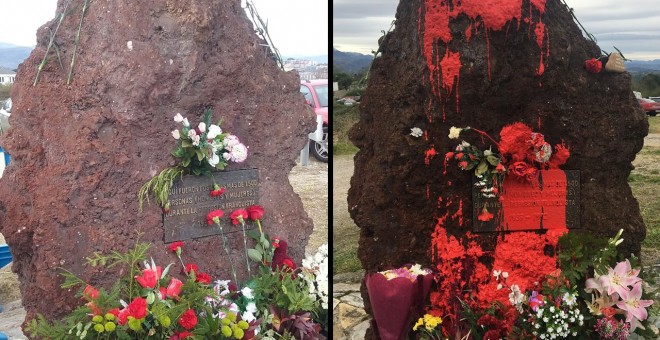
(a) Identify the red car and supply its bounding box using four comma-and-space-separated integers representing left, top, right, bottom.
638, 98, 660, 116
300, 79, 328, 162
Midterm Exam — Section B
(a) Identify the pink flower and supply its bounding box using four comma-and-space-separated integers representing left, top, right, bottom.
166, 278, 183, 299
616, 282, 653, 325
135, 266, 162, 289
601, 259, 640, 297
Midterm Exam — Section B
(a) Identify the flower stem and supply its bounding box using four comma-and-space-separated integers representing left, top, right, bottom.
468, 127, 500, 148
239, 221, 251, 278
217, 223, 238, 285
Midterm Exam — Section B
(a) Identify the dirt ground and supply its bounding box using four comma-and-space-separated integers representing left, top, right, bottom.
0, 158, 327, 334
333, 155, 361, 273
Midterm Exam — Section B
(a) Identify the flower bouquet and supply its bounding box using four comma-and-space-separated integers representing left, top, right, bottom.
365, 264, 434, 340
138, 109, 248, 211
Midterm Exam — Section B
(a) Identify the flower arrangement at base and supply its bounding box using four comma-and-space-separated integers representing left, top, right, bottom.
442, 230, 658, 339
412, 312, 444, 340
365, 264, 434, 340
138, 109, 248, 211
25, 242, 241, 339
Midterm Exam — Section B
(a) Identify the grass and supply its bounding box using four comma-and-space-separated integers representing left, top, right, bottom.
333, 246, 362, 275
332, 102, 360, 155
648, 116, 660, 134
630, 146, 660, 252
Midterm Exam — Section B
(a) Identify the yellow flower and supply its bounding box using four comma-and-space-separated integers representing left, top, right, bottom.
221, 325, 232, 337
413, 317, 424, 331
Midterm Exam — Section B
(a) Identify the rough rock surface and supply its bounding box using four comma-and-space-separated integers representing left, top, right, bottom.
348, 0, 647, 338
0, 0, 315, 327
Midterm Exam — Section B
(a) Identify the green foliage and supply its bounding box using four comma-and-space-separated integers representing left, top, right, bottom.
246, 221, 274, 266
251, 267, 317, 315
632, 73, 660, 97
137, 167, 184, 211
556, 231, 617, 287
0, 84, 11, 100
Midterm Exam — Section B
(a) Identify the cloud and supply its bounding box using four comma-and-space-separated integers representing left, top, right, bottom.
333, 0, 660, 60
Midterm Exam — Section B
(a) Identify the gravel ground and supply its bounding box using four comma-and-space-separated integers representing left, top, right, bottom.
0, 158, 328, 336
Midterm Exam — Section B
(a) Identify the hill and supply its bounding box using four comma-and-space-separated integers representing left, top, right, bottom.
626, 59, 660, 74
333, 48, 372, 74
0, 42, 33, 69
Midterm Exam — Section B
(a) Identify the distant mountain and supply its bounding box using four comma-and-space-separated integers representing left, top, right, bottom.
0, 42, 33, 69
333, 48, 373, 74
626, 59, 660, 74
283, 54, 328, 63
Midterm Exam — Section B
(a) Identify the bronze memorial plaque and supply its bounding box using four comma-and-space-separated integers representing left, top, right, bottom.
163, 169, 259, 242
473, 170, 580, 232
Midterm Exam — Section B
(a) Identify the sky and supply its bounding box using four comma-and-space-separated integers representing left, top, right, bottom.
0, 0, 328, 57
333, 0, 660, 61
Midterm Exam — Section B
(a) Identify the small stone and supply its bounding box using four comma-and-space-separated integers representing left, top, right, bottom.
350, 319, 371, 340
341, 292, 364, 309
333, 282, 360, 295
337, 303, 369, 329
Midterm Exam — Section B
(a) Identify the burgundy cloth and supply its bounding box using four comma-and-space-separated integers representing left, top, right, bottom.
365, 272, 434, 340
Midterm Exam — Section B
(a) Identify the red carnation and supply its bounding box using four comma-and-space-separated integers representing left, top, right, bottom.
445, 151, 454, 159
166, 278, 183, 299
206, 209, 224, 225
210, 185, 225, 197
230, 209, 248, 225
82, 285, 99, 301
246, 205, 264, 221
509, 162, 532, 179
126, 297, 147, 320
499, 123, 534, 162
455, 152, 464, 159
272, 239, 297, 270
195, 272, 212, 285
477, 208, 494, 222
171, 331, 193, 339
185, 263, 199, 274
585, 58, 603, 74
178, 309, 198, 330
168, 241, 184, 253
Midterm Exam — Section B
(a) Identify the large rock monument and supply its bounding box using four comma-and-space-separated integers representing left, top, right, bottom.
0, 0, 315, 326
349, 0, 648, 338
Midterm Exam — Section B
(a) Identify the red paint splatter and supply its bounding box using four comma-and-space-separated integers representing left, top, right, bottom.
425, 146, 438, 165
420, 0, 548, 102
424, 129, 429, 142
451, 199, 464, 226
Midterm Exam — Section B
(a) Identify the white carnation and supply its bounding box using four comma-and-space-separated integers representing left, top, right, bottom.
448, 126, 462, 139
230, 143, 248, 163
207, 124, 222, 139
410, 127, 423, 138
174, 113, 183, 122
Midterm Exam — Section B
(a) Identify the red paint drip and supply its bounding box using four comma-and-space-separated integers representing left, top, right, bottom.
451, 199, 464, 226
440, 50, 462, 113
465, 23, 473, 42
486, 30, 491, 81
425, 146, 438, 165
424, 129, 429, 142
535, 21, 546, 76
443, 153, 449, 175
427, 184, 430, 199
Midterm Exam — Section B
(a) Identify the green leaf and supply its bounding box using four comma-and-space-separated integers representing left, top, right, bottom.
195, 150, 205, 161
475, 160, 488, 176
486, 155, 499, 166
182, 157, 191, 167
248, 249, 263, 262
465, 161, 477, 171
181, 140, 192, 147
